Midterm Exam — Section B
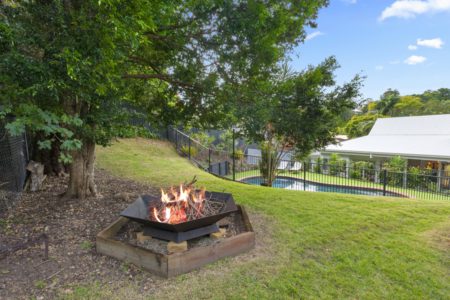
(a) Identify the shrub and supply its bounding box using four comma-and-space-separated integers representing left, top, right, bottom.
117, 125, 156, 138
259, 143, 278, 186
314, 157, 322, 174
384, 156, 406, 187
232, 149, 244, 160
181, 145, 198, 157
191, 131, 215, 146
329, 153, 346, 176
350, 161, 373, 180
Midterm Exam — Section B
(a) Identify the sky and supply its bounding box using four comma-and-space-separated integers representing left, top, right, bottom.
289, 0, 450, 100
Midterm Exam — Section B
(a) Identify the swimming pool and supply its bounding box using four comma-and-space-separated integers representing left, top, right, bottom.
240, 176, 404, 197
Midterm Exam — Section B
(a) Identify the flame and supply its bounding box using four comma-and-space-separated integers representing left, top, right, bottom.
150, 184, 206, 224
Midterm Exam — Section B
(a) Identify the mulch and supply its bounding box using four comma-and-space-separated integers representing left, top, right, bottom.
0, 169, 160, 299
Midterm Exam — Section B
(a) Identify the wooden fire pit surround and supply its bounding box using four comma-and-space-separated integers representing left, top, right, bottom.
96, 205, 255, 278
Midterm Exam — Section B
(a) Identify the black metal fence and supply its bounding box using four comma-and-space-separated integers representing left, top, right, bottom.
0, 124, 29, 214
167, 127, 450, 201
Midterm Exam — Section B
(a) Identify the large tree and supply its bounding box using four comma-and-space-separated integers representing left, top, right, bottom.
237, 57, 363, 186
376, 89, 400, 116
1, 0, 328, 199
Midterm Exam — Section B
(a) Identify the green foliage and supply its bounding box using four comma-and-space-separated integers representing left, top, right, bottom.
259, 142, 278, 186
384, 156, 406, 171
232, 149, 244, 160
384, 156, 406, 187
34, 280, 46, 289
419, 88, 450, 102
392, 96, 424, 116
407, 167, 425, 189
314, 157, 322, 174
240, 57, 362, 159
1, 0, 329, 171
346, 88, 450, 137
0, 1, 142, 162
328, 153, 346, 176
215, 130, 233, 152
350, 161, 374, 180
376, 89, 400, 116
344, 113, 382, 138
80, 240, 94, 250
117, 125, 155, 139
190, 131, 214, 147
181, 145, 198, 158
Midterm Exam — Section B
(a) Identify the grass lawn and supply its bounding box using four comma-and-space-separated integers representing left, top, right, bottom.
69, 138, 450, 299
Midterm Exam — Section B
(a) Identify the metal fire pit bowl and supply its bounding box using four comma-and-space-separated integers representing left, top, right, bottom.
120, 191, 238, 233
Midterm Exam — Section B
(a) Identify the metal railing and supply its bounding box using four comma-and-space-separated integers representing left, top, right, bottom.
167, 126, 450, 200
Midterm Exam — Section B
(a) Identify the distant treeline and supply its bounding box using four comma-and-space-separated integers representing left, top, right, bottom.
343, 88, 450, 138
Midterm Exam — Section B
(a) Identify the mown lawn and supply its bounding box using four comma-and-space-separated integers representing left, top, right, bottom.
68, 138, 450, 299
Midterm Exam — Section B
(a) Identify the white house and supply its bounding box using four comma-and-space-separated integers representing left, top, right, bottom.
319, 114, 450, 189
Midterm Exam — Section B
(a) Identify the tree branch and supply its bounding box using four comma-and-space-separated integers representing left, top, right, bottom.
122, 73, 194, 88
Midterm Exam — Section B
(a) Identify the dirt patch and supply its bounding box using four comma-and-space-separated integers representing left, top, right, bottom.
423, 221, 450, 253
0, 169, 274, 299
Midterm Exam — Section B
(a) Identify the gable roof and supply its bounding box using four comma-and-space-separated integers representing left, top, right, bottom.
369, 114, 450, 136
324, 114, 450, 161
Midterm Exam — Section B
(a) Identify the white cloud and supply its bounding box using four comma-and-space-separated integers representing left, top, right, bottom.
417, 37, 444, 48
404, 55, 427, 64
305, 31, 324, 41
408, 44, 418, 50
375, 65, 384, 71
379, 0, 450, 21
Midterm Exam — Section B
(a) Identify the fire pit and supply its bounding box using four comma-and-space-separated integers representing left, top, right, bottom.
120, 189, 238, 243
96, 181, 255, 277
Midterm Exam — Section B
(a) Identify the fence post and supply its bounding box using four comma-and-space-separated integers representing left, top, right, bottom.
208, 148, 212, 172
175, 130, 178, 151
303, 161, 307, 191
232, 129, 236, 181
188, 137, 191, 160
24, 131, 30, 161
382, 169, 387, 196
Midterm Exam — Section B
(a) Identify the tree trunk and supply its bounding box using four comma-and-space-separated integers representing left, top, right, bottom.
63, 141, 99, 200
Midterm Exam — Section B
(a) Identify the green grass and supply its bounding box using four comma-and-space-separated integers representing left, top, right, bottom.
75, 138, 450, 299
80, 241, 94, 250
34, 280, 46, 290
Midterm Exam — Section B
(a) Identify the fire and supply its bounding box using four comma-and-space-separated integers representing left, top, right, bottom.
150, 184, 206, 224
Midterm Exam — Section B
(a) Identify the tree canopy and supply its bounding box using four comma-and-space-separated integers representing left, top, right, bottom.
238, 57, 363, 158
1, 0, 329, 198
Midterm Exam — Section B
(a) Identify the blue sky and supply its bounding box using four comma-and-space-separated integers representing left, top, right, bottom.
289, 0, 450, 100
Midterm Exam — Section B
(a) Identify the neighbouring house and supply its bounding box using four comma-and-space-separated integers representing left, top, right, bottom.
317, 114, 450, 190
245, 148, 294, 165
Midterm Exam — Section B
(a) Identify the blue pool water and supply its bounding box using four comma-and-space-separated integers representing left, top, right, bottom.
240, 176, 402, 197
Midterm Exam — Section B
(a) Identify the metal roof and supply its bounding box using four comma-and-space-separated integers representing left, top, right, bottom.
324, 114, 450, 161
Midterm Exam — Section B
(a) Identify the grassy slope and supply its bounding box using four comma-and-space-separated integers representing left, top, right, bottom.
90, 138, 449, 299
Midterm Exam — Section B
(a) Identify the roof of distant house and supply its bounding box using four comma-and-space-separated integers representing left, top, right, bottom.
324, 114, 450, 161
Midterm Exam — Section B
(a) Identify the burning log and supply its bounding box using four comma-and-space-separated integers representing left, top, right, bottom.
150, 182, 224, 225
